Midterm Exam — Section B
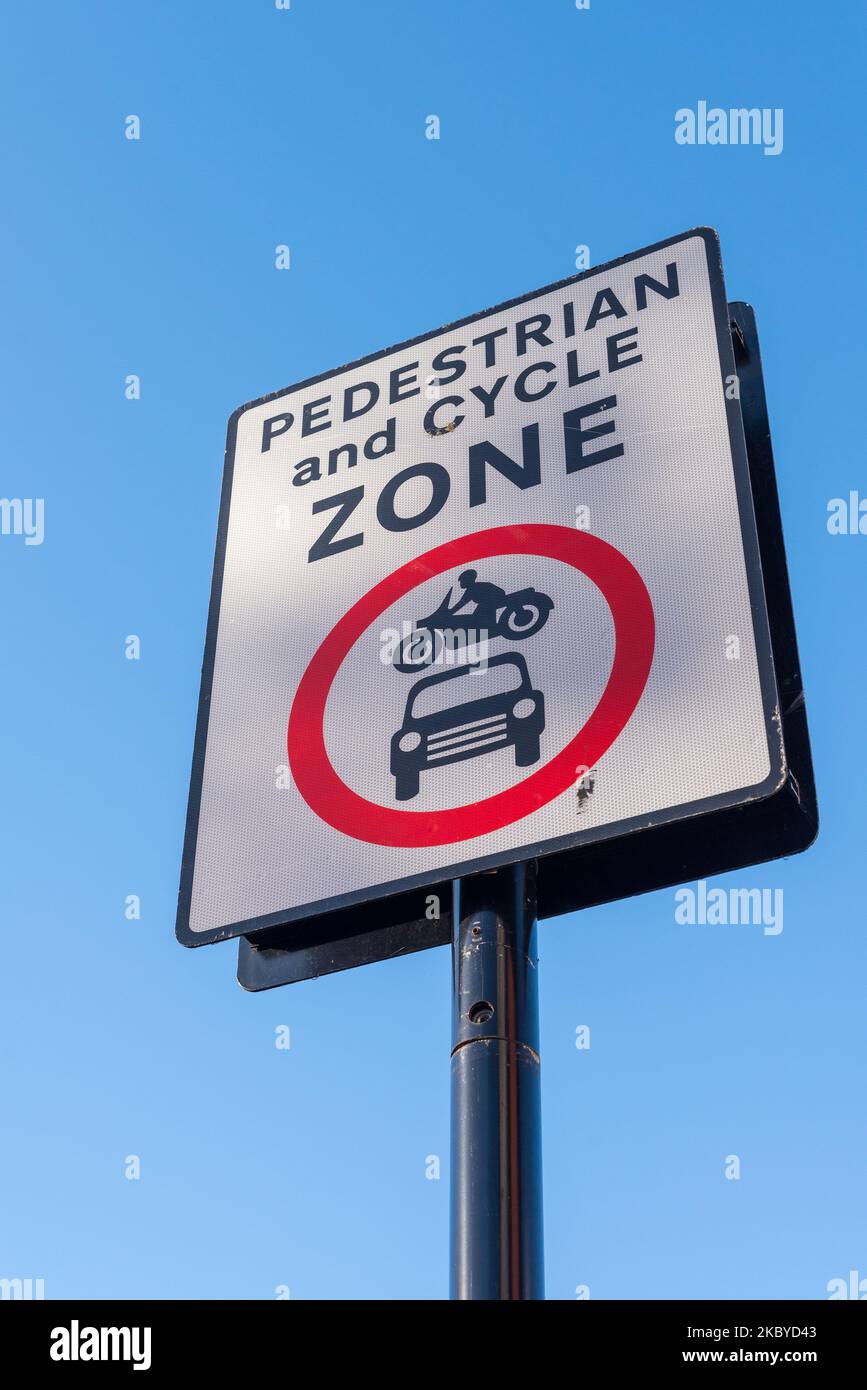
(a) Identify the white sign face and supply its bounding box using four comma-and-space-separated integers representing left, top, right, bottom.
178, 229, 783, 945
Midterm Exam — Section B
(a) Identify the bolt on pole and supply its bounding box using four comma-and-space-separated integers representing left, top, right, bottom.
449, 861, 544, 1300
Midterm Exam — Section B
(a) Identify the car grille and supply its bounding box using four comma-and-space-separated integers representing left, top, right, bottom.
426, 714, 509, 761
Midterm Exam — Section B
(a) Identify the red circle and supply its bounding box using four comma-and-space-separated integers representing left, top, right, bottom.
287, 524, 654, 848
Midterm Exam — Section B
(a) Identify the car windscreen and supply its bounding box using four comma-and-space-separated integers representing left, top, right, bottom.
408, 659, 524, 719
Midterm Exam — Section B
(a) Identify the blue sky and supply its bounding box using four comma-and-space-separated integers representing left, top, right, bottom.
1, 0, 864, 1299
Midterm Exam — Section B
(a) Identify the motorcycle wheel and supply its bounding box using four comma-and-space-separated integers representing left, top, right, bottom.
501, 599, 550, 638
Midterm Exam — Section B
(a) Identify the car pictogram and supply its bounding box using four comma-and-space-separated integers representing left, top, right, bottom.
390, 651, 545, 801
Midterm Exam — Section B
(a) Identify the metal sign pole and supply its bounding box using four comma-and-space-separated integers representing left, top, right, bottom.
449, 862, 544, 1299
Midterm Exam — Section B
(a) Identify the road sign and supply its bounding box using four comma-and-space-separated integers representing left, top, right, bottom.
235, 299, 817, 988
177, 230, 816, 956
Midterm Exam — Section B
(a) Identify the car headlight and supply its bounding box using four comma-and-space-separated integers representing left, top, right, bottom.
398, 730, 422, 752
512, 698, 537, 719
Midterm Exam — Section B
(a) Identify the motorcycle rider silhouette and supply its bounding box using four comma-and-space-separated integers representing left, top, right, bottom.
392, 567, 554, 672
448, 569, 507, 633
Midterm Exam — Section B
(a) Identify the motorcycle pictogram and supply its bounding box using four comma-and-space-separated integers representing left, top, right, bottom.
393, 568, 554, 673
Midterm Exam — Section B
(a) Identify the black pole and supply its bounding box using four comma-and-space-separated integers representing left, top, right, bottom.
449, 861, 544, 1299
